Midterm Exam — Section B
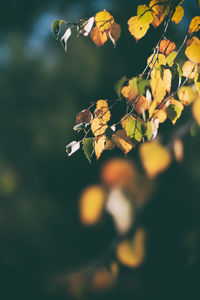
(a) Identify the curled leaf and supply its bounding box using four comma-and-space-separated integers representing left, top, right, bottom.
79, 16, 94, 36
61, 28, 72, 51
66, 141, 80, 156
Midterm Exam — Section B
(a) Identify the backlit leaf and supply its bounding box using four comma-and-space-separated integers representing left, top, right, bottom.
95, 100, 111, 123
139, 141, 172, 178
182, 61, 198, 79
91, 118, 108, 136
149, 0, 167, 28
121, 85, 138, 101
166, 51, 177, 67
185, 37, 200, 64
128, 16, 149, 41
150, 68, 166, 103
159, 39, 176, 56
134, 95, 149, 115
90, 26, 108, 47
178, 86, 197, 106
153, 109, 167, 123
125, 119, 144, 142
112, 129, 134, 154
52, 19, 64, 39
95, 10, 114, 31
188, 16, 200, 34
194, 74, 200, 92
80, 185, 105, 225
171, 5, 184, 24
95, 135, 106, 160
83, 138, 94, 163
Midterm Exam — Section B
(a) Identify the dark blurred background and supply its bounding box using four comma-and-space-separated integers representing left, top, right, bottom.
0, 0, 200, 299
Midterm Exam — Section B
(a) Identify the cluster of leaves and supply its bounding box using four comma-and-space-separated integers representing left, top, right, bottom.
53, 1, 200, 177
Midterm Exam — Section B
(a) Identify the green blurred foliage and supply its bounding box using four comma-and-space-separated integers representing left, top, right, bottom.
0, 1, 200, 300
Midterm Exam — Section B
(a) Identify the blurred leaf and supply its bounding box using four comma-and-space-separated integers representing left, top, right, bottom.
52, 19, 64, 39
192, 97, 200, 125
80, 185, 105, 225
190, 123, 200, 139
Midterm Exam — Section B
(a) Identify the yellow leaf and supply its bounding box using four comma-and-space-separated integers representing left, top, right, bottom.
128, 16, 150, 41
139, 141, 171, 178
95, 10, 114, 31
149, 0, 167, 28
178, 86, 197, 106
153, 109, 167, 123
188, 16, 200, 34
171, 5, 184, 24
147, 53, 166, 69
150, 68, 166, 103
182, 61, 198, 79
90, 26, 108, 47
95, 136, 106, 160
173, 138, 184, 162
91, 118, 108, 136
109, 22, 121, 46
137, 5, 154, 24
121, 85, 138, 101
95, 99, 111, 123
163, 68, 172, 94
116, 228, 146, 268
112, 129, 134, 154
192, 97, 200, 125
185, 37, 200, 64
80, 185, 105, 225
149, 99, 157, 118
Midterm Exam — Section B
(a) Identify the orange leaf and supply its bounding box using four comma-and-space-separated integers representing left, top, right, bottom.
90, 26, 108, 47
159, 39, 176, 56
112, 129, 134, 154
153, 109, 167, 123
121, 85, 138, 101
149, 0, 167, 28
134, 95, 149, 115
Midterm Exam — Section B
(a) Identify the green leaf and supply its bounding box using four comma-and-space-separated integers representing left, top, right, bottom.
125, 119, 144, 142
190, 123, 200, 139
166, 104, 180, 121
137, 79, 150, 95
83, 138, 94, 163
114, 76, 127, 99
129, 77, 137, 92
52, 19, 64, 39
166, 51, 177, 67
145, 121, 153, 141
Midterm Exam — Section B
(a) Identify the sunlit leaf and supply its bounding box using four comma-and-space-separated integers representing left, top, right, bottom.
95, 100, 111, 123
159, 39, 176, 56
188, 16, 200, 34
192, 97, 200, 125
178, 86, 197, 106
112, 129, 134, 154
121, 85, 138, 101
95, 135, 106, 160
125, 118, 144, 142
147, 53, 166, 68
139, 141, 172, 178
153, 109, 167, 123
134, 95, 150, 115
91, 118, 108, 136
185, 37, 200, 64
129, 77, 138, 93
137, 79, 150, 96
145, 121, 153, 141
149, 0, 167, 28
182, 61, 198, 79
80, 185, 105, 225
109, 22, 121, 46
150, 68, 166, 103
90, 26, 108, 47
83, 138, 94, 163
194, 74, 200, 92
166, 51, 177, 67
171, 5, 184, 24
95, 10, 114, 31
93, 268, 114, 290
